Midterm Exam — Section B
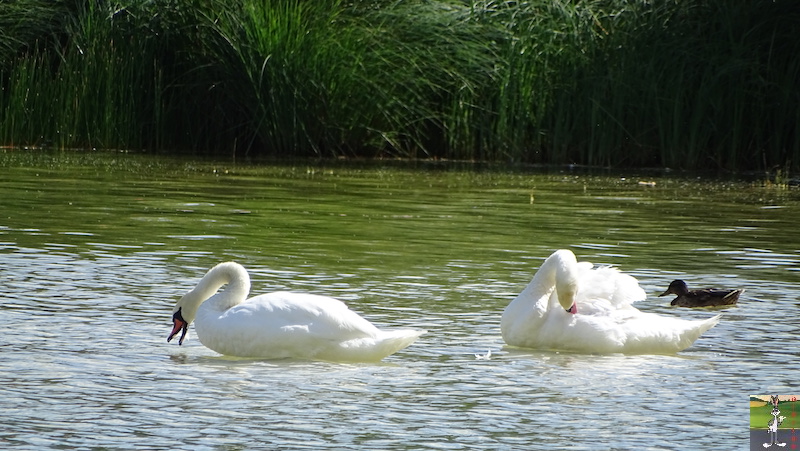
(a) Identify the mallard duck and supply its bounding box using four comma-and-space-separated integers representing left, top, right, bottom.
659, 279, 742, 307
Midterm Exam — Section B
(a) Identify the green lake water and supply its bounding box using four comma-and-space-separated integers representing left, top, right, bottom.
1, 150, 798, 449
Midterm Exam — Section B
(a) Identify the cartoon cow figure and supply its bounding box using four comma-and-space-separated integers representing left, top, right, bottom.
764, 395, 787, 448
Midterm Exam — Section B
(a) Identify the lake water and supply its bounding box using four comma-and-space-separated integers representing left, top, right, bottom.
1, 151, 798, 449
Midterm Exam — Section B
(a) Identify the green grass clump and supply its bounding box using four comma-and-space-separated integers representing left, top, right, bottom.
0, 0, 798, 171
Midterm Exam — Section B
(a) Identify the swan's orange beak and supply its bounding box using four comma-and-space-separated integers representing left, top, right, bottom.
168, 308, 189, 345
566, 303, 577, 314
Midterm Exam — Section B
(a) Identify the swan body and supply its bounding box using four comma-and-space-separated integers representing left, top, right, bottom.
168, 262, 425, 362
501, 250, 720, 354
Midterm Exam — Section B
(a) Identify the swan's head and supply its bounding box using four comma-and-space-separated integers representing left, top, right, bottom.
167, 262, 249, 346
167, 293, 199, 345
557, 277, 578, 314
552, 249, 579, 314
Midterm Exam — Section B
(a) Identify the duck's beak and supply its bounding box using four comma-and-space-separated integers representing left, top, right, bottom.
167, 308, 189, 345
658, 289, 671, 297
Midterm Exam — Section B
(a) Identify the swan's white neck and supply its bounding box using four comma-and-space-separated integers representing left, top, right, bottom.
177, 262, 251, 323
519, 249, 578, 312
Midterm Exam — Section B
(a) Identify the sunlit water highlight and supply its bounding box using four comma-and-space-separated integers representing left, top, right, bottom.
1, 152, 798, 449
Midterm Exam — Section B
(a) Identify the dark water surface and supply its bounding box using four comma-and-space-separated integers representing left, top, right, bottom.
1, 151, 798, 449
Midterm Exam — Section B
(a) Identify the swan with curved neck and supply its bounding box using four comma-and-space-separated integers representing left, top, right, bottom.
501, 250, 720, 354
168, 262, 425, 362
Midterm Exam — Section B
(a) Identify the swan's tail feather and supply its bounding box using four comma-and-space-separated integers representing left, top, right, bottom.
335, 329, 426, 362
373, 329, 426, 357
700, 314, 722, 331
380, 329, 426, 349
622, 313, 720, 354
675, 314, 721, 352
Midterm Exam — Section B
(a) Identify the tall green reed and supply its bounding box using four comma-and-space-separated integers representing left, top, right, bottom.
0, 0, 797, 171
189, 0, 498, 158
0, 1, 168, 150
529, 0, 800, 170
0, 0, 69, 72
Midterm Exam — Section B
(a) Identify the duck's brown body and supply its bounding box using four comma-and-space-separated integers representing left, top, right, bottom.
660, 279, 742, 307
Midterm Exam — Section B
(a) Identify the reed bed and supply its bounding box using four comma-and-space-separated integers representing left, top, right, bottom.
1, 0, 797, 171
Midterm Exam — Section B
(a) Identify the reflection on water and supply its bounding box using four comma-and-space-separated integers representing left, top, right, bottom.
1, 151, 799, 449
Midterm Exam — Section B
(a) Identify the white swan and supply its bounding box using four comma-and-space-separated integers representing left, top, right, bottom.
501, 250, 720, 354
167, 262, 425, 362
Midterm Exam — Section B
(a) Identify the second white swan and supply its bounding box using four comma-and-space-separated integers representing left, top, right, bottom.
501, 249, 720, 354
167, 262, 425, 362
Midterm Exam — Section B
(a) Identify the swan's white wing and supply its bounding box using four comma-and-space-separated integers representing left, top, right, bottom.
240, 293, 425, 361
194, 291, 384, 358
575, 264, 646, 313
230, 291, 380, 340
